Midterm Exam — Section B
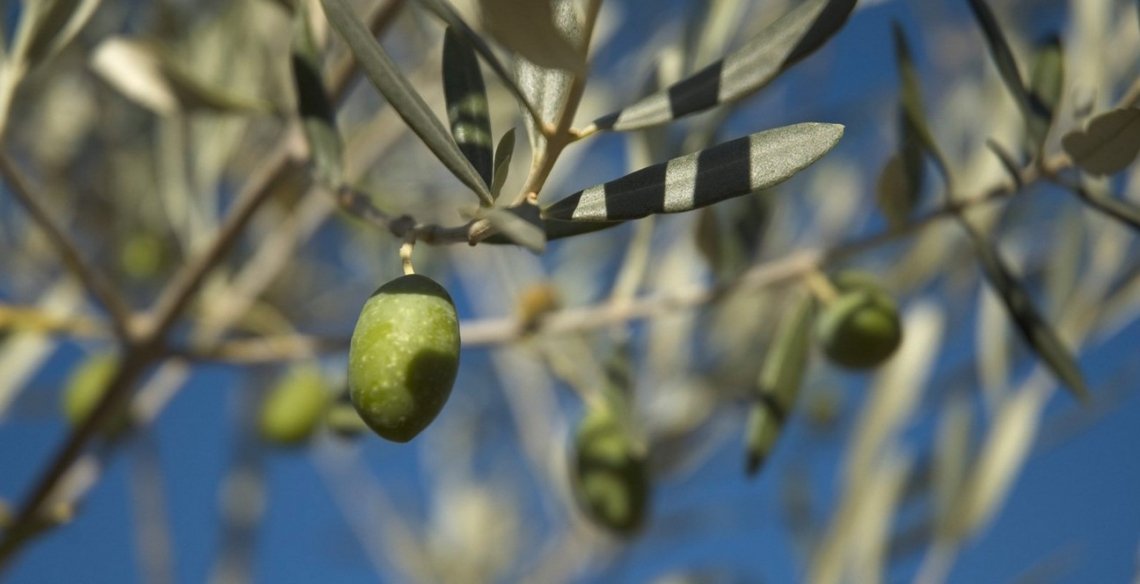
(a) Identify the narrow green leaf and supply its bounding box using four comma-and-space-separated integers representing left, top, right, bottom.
545, 123, 844, 221
475, 0, 584, 74
292, 6, 344, 186
443, 26, 494, 188
876, 153, 916, 230
695, 207, 724, 276
1027, 34, 1064, 151
1061, 107, 1140, 176
490, 128, 516, 199
746, 293, 815, 476
964, 0, 1049, 140
19, 0, 101, 68
415, 0, 545, 131
484, 203, 546, 253
959, 220, 1090, 403
320, 0, 494, 204
892, 21, 952, 191
591, 0, 857, 132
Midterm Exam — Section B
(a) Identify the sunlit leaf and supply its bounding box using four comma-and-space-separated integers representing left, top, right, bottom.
1061, 107, 1140, 176
482, 216, 622, 245
745, 293, 814, 476
490, 128, 516, 199
959, 220, 1090, 403
475, 0, 584, 73
546, 123, 843, 221
591, 0, 857, 132
443, 26, 494, 188
514, 0, 580, 150
90, 37, 273, 116
320, 0, 494, 204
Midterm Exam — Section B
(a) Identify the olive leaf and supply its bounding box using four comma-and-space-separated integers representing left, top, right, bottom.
443, 26, 494, 188
514, 0, 581, 151
475, 0, 584, 74
965, 0, 1051, 148
745, 293, 814, 476
482, 216, 622, 245
892, 22, 952, 192
320, 0, 494, 205
484, 203, 546, 253
545, 123, 843, 222
291, 5, 344, 186
590, 0, 857, 132
1061, 107, 1140, 176
490, 128, 516, 200
959, 219, 1090, 403
416, 0, 545, 134
1028, 34, 1064, 151
90, 37, 274, 116
876, 153, 916, 231
15, 0, 102, 69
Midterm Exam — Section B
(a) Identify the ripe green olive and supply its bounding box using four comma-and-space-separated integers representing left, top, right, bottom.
259, 366, 328, 446
815, 272, 903, 369
572, 406, 649, 536
61, 353, 130, 437
348, 274, 461, 442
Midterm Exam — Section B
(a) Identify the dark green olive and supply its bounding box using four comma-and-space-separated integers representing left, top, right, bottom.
259, 366, 328, 446
61, 353, 130, 437
572, 406, 649, 536
815, 273, 903, 369
348, 274, 461, 442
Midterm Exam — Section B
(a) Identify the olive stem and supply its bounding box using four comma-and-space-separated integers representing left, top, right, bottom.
804, 270, 841, 305
400, 233, 417, 275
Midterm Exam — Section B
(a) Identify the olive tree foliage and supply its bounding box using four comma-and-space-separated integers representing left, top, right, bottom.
1, 0, 1140, 581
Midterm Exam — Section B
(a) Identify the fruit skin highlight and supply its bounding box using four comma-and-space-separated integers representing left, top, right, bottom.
815, 271, 903, 369
347, 274, 460, 442
572, 406, 649, 536
259, 366, 328, 446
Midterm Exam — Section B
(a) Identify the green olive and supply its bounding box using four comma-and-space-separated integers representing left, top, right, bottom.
61, 353, 130, 437
324, 402, 370, 439
815, 275, 903, 369
572, 406, 649, 536
348, 274, 461, 442
259, 366, 328, 446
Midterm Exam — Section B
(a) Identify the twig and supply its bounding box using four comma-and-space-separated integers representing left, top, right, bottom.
0, 151, 134, 339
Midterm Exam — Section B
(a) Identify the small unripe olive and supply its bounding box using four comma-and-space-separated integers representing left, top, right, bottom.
815, 274, 902, 369
572, 406, 649, 536
324, 402, 369, 439
348, 274, 460, 442
61, 353, 130, 437
259, 366, 328, 446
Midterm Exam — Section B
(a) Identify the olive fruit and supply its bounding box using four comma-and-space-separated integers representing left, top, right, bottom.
259, 366, 328, 446
348, 274, 460, 442
572, 406, 649, 536
324, 402, 369, 439
815, 271, 903, 369
61, 353, 130, 437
